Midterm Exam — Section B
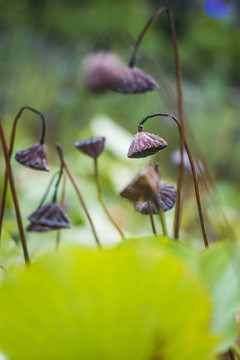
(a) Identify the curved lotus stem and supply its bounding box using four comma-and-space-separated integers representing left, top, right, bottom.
0, 106, 47, 240
139, 112, 209, 248
0, 116, 30, 264
56, 145, 101, 249
147, 200, 157, 235
129, 7, 184, 239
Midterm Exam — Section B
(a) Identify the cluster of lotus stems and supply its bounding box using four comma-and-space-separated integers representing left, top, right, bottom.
0, 7, 209, 266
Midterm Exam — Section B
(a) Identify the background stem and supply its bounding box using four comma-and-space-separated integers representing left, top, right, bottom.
0, 117, 30, 264
56, 145, 101, 249
147, 200, 156, 235
94, 158, 125, 240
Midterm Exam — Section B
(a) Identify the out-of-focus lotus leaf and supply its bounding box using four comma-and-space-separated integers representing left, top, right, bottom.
0, 243, 217, 360
199, 242, 240, 353
0, 229, 23, 276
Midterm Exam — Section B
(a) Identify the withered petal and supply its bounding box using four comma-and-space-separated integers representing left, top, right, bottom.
112, 67, 158, 94
15, 143, 50, 171
28, 202, 71, 229
128, 131, 168, 158
75, 136, 105, 159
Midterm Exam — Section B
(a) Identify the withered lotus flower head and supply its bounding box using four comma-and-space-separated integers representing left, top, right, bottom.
120, 164, 159, 202
75, 136, 106, 159
26, 223, 58, 232
84, 51, 125, 92
135, 183, 177, 215
112, 67, 158, 94
15, 143, 50, 171
128, 127, 168, 158
28, 202, 71, 229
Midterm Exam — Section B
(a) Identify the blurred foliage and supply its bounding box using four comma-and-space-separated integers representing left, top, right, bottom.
0, 239, 219, 360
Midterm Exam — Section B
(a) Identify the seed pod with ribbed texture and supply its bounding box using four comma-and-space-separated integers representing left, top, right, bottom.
28, 202, 71, 229
26, 223, 58, 232
75, 136, 105, 159
112, 67, 158, 94
15, 143, 50, 171
134, 183, 176, 215
128, 128, 168, 158
120, 164, 159, 202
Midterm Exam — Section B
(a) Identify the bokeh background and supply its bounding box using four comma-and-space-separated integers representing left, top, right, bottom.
0, 0, 239, 253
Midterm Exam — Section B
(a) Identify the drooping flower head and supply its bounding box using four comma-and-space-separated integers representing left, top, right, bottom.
15, 143, 50, 171
112, 67, 158, 94
75, 136, 106, 159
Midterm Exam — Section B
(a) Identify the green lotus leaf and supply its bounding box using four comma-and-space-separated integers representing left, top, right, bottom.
199, 242, 240, 352
0, 244, 217, 360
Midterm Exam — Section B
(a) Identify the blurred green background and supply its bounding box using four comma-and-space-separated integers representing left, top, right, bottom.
0, 0, 239, 253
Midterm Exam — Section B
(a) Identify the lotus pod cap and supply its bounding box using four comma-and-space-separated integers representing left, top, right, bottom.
26, 223, 59, 232
128, 130, 168, 158
75, 136, 106, 159
134, 183, 176, 215
28, 202, 71, 229
112, 67, 158, 94
84, 51, 125, 92
15, 143, 50, 171
120, 164, 159, 202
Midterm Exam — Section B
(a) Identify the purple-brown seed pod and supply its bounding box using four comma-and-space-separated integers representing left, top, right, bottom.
128, 129, 168, 158
120, 164, 159, 202
28, 202, 71, 229
75, 136, 105, 159
84, 51, 125, 92
112, 67, 158, 94
134, 183, 176, 214
26, 223, 58, 232
15, 143, 50, 171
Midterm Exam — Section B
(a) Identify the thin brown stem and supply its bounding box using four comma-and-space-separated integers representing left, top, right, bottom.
129, 8, 185, 239
94, 158, 125, 240
147, 200, 157, 235
0, 106, 47, 241
0, 117, 30, 264
56, 145, 101, 249
56, 174, 66, 250
139, 112, 209, 247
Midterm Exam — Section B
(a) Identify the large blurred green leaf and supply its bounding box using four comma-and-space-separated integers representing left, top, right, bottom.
0, 243, 217, 360
0, 229, 23, 278
199, 243, 240, 353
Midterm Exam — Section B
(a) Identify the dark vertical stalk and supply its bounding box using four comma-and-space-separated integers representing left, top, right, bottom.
139, 113, 209, 247
0, 106, 47, 240
56, 145, 101, 249
0, 117, 30, 264
129, 7, 185, 239
147, 200, 157, 235
94, 158, 125, 240
56, 174, 66, 250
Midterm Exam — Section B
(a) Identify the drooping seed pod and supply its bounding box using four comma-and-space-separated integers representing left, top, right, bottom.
15, 143, 50, 171
26, 223, 58, 232
134, 183, 176, 215
84, 51, 125, 92
128, 128, 168, 158
120, 164, 159, 202
75, 136, 106, 159
112, 67, 158, 94
28, 202, 71, 229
